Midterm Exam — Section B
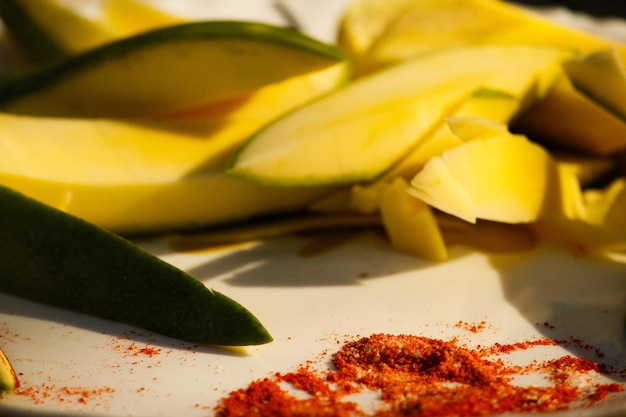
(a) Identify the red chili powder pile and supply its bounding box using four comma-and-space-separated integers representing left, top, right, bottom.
215, 333, 625, 417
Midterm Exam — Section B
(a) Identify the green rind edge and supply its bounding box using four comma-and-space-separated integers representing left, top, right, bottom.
0, 20, 349, 107
0, 185, 272, 346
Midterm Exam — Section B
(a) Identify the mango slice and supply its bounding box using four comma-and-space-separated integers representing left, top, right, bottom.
409, 118, 560, 224
0, 0, 288, 62
563, 47, 626, 120
0, 185, 272, 346
379, 178, 448, 261
102, 0, 185, 36
339, 0, 626, 158
339, 0, 615, 75
0, 346, 18, 392
339, 88, 522, 217
228, 45, 573, 187
515, 78, 626, 156
0, 20, 349, 118
583, 178, 626, 232
384, 88, 523, 182
0, 0, 116, 61
0, 67, 343, 234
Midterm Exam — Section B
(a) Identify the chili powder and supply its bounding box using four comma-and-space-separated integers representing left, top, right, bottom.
215, 333, 624, 417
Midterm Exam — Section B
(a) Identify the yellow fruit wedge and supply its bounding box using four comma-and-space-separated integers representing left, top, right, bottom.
554, 153, 615, 188
0, 20, 349, 118
384, 88, 523, 181
338, 0, 619, 75
515, 78, 626, 156
337, 0, 417, 58
228, 45, 574, 187
0, 114, 334, 235
0, 67, 343, 234
337, 0, 626, 157
409, 118, 560, 224
379, 178, 448, 261
584, 178, 626, 232
102, 0, 185, 35
0, 0, 117, 61
0, 115, 332, 234
552, 152, 616, 223
0, 346, 19, 392
339, 89, 522, 217
563, 47, 626, 121
555, 162, 587, 221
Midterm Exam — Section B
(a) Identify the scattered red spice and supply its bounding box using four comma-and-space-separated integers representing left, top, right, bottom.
14, 383, 116, 406
215, 333, 625, 417
454, 320, 488, 333
109, 332, 166, 358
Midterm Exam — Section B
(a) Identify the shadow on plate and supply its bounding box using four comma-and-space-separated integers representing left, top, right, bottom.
489, 243, 626, 379
179, 229, 443, 287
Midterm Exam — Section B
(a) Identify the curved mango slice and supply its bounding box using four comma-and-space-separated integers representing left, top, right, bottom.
0, 68, 343, 234
409, 118, 560, 224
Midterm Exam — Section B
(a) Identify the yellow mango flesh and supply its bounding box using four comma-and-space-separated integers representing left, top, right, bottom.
337, 0, 418, 57
409, 118, 560, 224
102, 0, 185, 36
515, 78, 626, 156
379, 178, 448, 262
5, 0, 117, 55
0, 346, 18, 392
384, 89, 522, 181
3, 31, 349, 119
0, 114, 334, 234
229, 45, 574, 186
0, 69, 342, 234
563, 47, 626, 120
343, 89, 522, 217
340, 0, 619, 75
339, 0, 626, 157
583, 178, 626, 231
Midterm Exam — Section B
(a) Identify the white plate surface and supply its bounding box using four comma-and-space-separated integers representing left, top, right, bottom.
0, 1, 626, 416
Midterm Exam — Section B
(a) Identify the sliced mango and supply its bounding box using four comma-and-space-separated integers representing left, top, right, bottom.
0, 114, 335, 235
0, 0, 290, 63
0, 67, 343, 234
339, 0, 620, 75
0, 185, 272, 346
515, 78, 626, 156
102, 0, 185, 36
344, 88, 523, 216
337, 0, 417, 58
229, 45, 574, 187
384, 88, 523, 181
338, 0, 626, 158
583, 178, 626, 231
0, 20, 349, 118
0, 0, 116, 61
409, 118, 560, 224
563, 47, 626, 121
379, 178, 448, 261
0, 346, 18, 392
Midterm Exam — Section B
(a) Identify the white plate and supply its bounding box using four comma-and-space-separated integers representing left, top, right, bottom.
0, 1, 626, 416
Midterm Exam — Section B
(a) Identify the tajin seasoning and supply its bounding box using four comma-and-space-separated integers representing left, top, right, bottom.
215, 333, 624, 416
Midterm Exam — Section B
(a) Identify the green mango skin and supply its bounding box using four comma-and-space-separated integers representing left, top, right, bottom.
0, 185, 272, 346
0, 20, 349, 118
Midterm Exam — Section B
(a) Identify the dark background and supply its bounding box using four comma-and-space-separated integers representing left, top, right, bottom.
511, 0, 625, 19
